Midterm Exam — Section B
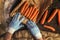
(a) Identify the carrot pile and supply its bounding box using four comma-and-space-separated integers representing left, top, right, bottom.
39, 9, 60, 32
10, 1, 39, 23
19, 1, 39, 23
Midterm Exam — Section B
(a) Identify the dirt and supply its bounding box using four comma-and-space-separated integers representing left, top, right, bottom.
0, 0, 60, 40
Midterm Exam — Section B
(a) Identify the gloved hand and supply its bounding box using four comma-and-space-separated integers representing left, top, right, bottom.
26, 20, 43, 40
4, 23, 24, 40
8, 12, 25, 34
4, 12, 25, 40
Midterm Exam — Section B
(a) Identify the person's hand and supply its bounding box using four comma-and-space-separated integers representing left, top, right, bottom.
8, 12, 25, 34
4, 24, 24, 40
4, 13, 25, 40
26, 20, 43, 40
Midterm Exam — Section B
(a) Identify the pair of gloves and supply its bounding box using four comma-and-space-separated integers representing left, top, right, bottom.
4, 0, 42, 39
8, 12, 42, 39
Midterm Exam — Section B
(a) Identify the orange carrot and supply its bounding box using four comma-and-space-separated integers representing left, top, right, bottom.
24, 8, 29, 17
23, 4, 29, 14
40, 10, 48, 24
25, 7, 30, 18
44, 25, 55, 31
58, 9, 60, 25
47, 9, 58, 23
33, 11, 39, 23
20, 1, 28, 14
27, 7, 32, 18
31, 8, 38, 20
29, 6, 36, 18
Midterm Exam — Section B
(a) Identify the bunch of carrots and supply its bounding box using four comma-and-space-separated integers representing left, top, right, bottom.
10, 1, 39, 23
40, 9, 60, 32
20, 1, 39, 23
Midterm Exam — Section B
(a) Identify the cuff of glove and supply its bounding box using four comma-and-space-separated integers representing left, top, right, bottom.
7, 27, 16, 34
35, 32, 42, 39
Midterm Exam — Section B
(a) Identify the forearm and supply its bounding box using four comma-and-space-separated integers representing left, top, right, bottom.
4, 13, 25, 40
4, 32, 12, 40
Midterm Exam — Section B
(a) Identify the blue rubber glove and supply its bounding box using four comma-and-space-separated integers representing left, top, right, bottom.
26, 20, 42, 39
8, 13, 25, 34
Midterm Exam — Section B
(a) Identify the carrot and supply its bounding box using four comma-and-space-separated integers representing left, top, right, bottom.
20, 1, 28, 14
24, 8, 29, 17
25, 7, 30, 18
32, 11, 39, 23
47, 9, 58, 23
58, 9, 60, 25
44, 25, 55, 31
40, 10, 48, 24
29, 6, 36, 18
31, 8, 38, 20
27, 7, 32, 18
